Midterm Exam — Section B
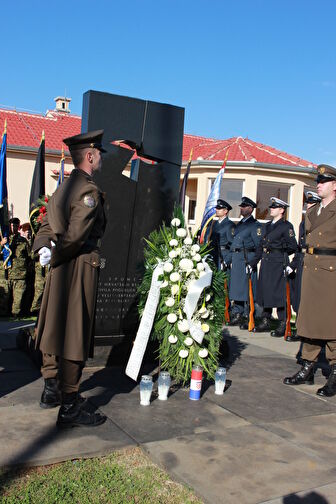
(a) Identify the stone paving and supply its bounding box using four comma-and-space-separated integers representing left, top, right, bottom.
1, 320, 336, 503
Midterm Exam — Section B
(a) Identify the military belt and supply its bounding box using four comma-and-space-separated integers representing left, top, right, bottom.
232, 247, 256, 253
80, 238, 102, 253
262, 247, 287, 254
306, 247, 336, 256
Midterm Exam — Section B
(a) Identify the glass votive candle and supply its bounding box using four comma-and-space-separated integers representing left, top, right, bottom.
140, 375, 153, 406
215, 367, 226, 395
158, 371, 171, 400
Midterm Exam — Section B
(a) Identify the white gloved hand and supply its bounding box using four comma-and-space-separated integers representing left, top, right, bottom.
246, 265, 253, 274
39, 246, 51, 266
285, 266, 293, 276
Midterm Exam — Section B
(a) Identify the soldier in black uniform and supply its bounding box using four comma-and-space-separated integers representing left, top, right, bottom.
252, 197, 297, 337
228, 197, 262, 328
207, 199, 235, 270
289, 191, 321, 317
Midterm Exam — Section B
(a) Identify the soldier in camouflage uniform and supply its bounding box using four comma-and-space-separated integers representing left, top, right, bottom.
0, 218, 29, 317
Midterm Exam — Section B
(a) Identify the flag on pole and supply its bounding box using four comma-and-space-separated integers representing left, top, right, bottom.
57, 146, 65, 187
0, 119, 8, 236
199, 149, 230, 244
179, 148, 193, 212
29, 131, 45, 211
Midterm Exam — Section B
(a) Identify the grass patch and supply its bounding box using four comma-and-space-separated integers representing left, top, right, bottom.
0, 447, 202, 503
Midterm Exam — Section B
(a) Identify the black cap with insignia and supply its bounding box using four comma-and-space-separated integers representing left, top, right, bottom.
63, 130, 106, 153
239, 196, 257, 208
216, 199, 232, 211
305, 191, 321, 204
316, 164, 336, 184
269, 197, 289, 209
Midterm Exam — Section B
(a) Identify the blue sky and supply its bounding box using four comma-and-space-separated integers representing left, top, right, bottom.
2, 0, 336, 164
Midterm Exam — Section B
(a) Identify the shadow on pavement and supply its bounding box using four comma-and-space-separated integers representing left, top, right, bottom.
283, 491, 329, 503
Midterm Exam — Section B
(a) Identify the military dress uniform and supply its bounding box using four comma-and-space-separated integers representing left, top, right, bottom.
0, 231, 29, 317
289, 192, 321, 315
284, 164, 336, 396
229, 197, 262, 325
208, 199, 235, 270
33, 130, 107, 427
251, 198, 297, 337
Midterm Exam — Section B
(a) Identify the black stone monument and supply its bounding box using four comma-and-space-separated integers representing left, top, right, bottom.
81, 91, 185, 365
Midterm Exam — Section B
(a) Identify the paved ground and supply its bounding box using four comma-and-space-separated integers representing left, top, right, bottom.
1, 320, 336, 503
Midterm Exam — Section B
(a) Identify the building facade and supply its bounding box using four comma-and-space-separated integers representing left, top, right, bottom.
0, 99, 317, 235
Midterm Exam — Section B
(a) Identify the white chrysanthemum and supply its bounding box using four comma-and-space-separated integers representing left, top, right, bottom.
191, 244, 200, 252
179, 258, 194, 271
176, 228, 187, 238
175, 248, 181, 256
198, 348, 208, 358
201, 323, 210, 333
197, 262, 205, 271
205, 294, 211, 301
160, 280, 168, 288
163, 262, 173, 273
179, 349, 189, 358
171, 218, 181, 227
193, 253, 201, 262
178, 319, 189, 333
170, 272, 180, 282
165, 297, 175, 307
167, 313, 177, 323
169, 239, 178, 247
184, 237, 193, 245
169, 250, 177, 259
190, 249, 196, 257
168, 335, 178, 344
171, 284, 179, 296
184, 337, 193, 346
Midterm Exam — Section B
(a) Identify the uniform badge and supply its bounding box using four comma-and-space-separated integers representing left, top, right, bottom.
289, 229, 294, 237
319, 166, 325, 174
231, 227, 235, 236
83, 194, 96, 208
257, 227, 261, 236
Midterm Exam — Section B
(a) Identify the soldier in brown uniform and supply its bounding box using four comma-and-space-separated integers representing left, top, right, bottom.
284, 164, 336, 396
33, 130, 107, 427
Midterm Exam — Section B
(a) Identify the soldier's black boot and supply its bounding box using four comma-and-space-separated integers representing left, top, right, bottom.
228, 313, 242, 326
40, 378, 61, 409
283, 360, 315, 385
271, 320, 286, 337
317, 364, 336, 397
57, 393, 106, 428
255, 317, 271, 333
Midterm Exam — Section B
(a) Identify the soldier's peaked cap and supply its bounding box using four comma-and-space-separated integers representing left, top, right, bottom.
305, 191, 321, 204
216, 199, 232, 211
269, 197, 289, 209
316, 164, 336, 183
239, 196, 256, 208
63, 129, 106, 153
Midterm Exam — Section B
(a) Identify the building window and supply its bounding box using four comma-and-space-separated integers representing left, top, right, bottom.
256, 181, 290, 220
188, 199, 197, 222
210, 178, 244, 219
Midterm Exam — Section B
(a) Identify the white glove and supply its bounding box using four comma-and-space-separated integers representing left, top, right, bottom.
285, 266, 293, 276
39, 246, 51, 266
246, 265, 253, 274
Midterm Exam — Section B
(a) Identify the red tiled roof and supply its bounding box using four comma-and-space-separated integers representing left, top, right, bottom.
0, 107, 315, 167
0, 108, 81, 153
183, 134, 315, 167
